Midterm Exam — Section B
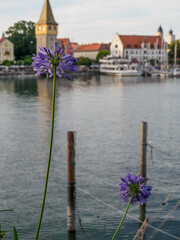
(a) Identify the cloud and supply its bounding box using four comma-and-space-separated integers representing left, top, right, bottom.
0, 0, 179, 42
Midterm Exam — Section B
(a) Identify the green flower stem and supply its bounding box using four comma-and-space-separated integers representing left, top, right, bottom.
111, 191, 135, 240
35, 68, 57, 240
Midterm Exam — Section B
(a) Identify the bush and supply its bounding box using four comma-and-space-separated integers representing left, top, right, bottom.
2, 60, 14, 66
23, 55, 33, 65
77, 57, 92, 66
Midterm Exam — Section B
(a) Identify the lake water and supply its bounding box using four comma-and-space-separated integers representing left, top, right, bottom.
0, 74, 180, 240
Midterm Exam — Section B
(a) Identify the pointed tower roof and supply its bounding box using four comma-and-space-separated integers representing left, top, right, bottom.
169, 28, 173, 35
37, 0, 58, 25
157, 25, 163, 33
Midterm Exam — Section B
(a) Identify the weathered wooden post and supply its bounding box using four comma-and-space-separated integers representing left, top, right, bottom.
67, 131, 76, 233
139, 121, 148, 224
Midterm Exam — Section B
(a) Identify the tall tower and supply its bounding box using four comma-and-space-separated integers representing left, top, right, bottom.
165, 29, 176, 45
35, 0, 58, 53
157, 25, 163, 38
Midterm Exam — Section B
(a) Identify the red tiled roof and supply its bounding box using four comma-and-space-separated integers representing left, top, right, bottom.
75, 43, 102, 52
57, 38, 69, 47
0, 38, 5, 43
119, 35, 163, 49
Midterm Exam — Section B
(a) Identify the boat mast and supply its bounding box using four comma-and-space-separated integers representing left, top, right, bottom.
174, 41, 177, 67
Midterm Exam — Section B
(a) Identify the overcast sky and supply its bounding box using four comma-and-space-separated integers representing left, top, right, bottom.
0, 0, 179, 44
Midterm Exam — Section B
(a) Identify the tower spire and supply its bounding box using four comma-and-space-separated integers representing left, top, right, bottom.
37, 0, 58, 25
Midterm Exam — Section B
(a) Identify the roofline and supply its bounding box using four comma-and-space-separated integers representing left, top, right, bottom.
118, 34, 162, 37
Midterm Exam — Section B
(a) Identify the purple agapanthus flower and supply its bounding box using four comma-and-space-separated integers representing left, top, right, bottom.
32, 43, 78, 79
119, 173, 152, 205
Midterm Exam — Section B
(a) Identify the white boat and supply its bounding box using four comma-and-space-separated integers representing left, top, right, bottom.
173, 68, 180, 77
100, 55, 141, 76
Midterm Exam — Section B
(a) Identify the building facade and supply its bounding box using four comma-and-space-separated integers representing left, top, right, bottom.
56, 38, 74, 55
35, 0, 58, 53
110, 26, 168, 64
74, 43, 110, 60
0, 34, 14, 64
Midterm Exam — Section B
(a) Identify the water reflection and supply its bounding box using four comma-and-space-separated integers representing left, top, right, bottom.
14, 78, 38, 96
0, 78, 15, 93
0, 74, 180, 239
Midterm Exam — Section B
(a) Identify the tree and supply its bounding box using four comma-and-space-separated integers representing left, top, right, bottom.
168, 40, 180, 62
77, 57, 92, 66
96, 50, 110, 62
6, 21, 36, 60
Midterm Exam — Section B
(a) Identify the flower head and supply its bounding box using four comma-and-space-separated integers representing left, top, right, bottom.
119, 173, 152, 205
32, 42, 78, 79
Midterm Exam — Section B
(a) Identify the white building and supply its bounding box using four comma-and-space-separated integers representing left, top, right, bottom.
110, 26, 168, 64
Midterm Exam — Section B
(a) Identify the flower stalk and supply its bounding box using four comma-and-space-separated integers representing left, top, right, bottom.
35, 68, 57, 240
111, 190, 135, 240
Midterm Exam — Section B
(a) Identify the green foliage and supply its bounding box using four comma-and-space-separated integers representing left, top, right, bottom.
150, 59, 155, 66
2, 60, 14, 66
6, 20, 36, 60
96, 50, 110, 62
77, 57, 92, 66
0, 210, 17, 239
16, 60, 24, 66
0, 231, 6, 238
168, 40, 180, 60
13, 227, 18, 240
23, 55, 33, 65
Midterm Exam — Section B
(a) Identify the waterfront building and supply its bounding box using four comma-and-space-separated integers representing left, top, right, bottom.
74, 43, 110, 60
56, 38, 74, 55
0, 33, 14, 64
110, 26, 168, 64
35, 0, 58, 53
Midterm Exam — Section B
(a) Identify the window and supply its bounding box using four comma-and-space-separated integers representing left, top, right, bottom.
134, 45, 138, 48
53, 26, 56, 31
38, 26, 41, 30
5, 42, 8, 47
115, 44, 118, 48
127, 44, 131, 48
43, 27, 45, 31
48, 26, 51, 30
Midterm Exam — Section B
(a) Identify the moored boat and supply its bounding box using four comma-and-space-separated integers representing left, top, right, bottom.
173, 68, 180, 77
100, 55, 141, 76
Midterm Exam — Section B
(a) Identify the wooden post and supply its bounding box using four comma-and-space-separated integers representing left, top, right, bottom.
139, 121, 148, 224
140, 121, 147, 178
67, 131, 76, 232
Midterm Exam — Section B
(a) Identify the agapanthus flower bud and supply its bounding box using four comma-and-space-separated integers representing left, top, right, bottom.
32, 42, 78, 79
